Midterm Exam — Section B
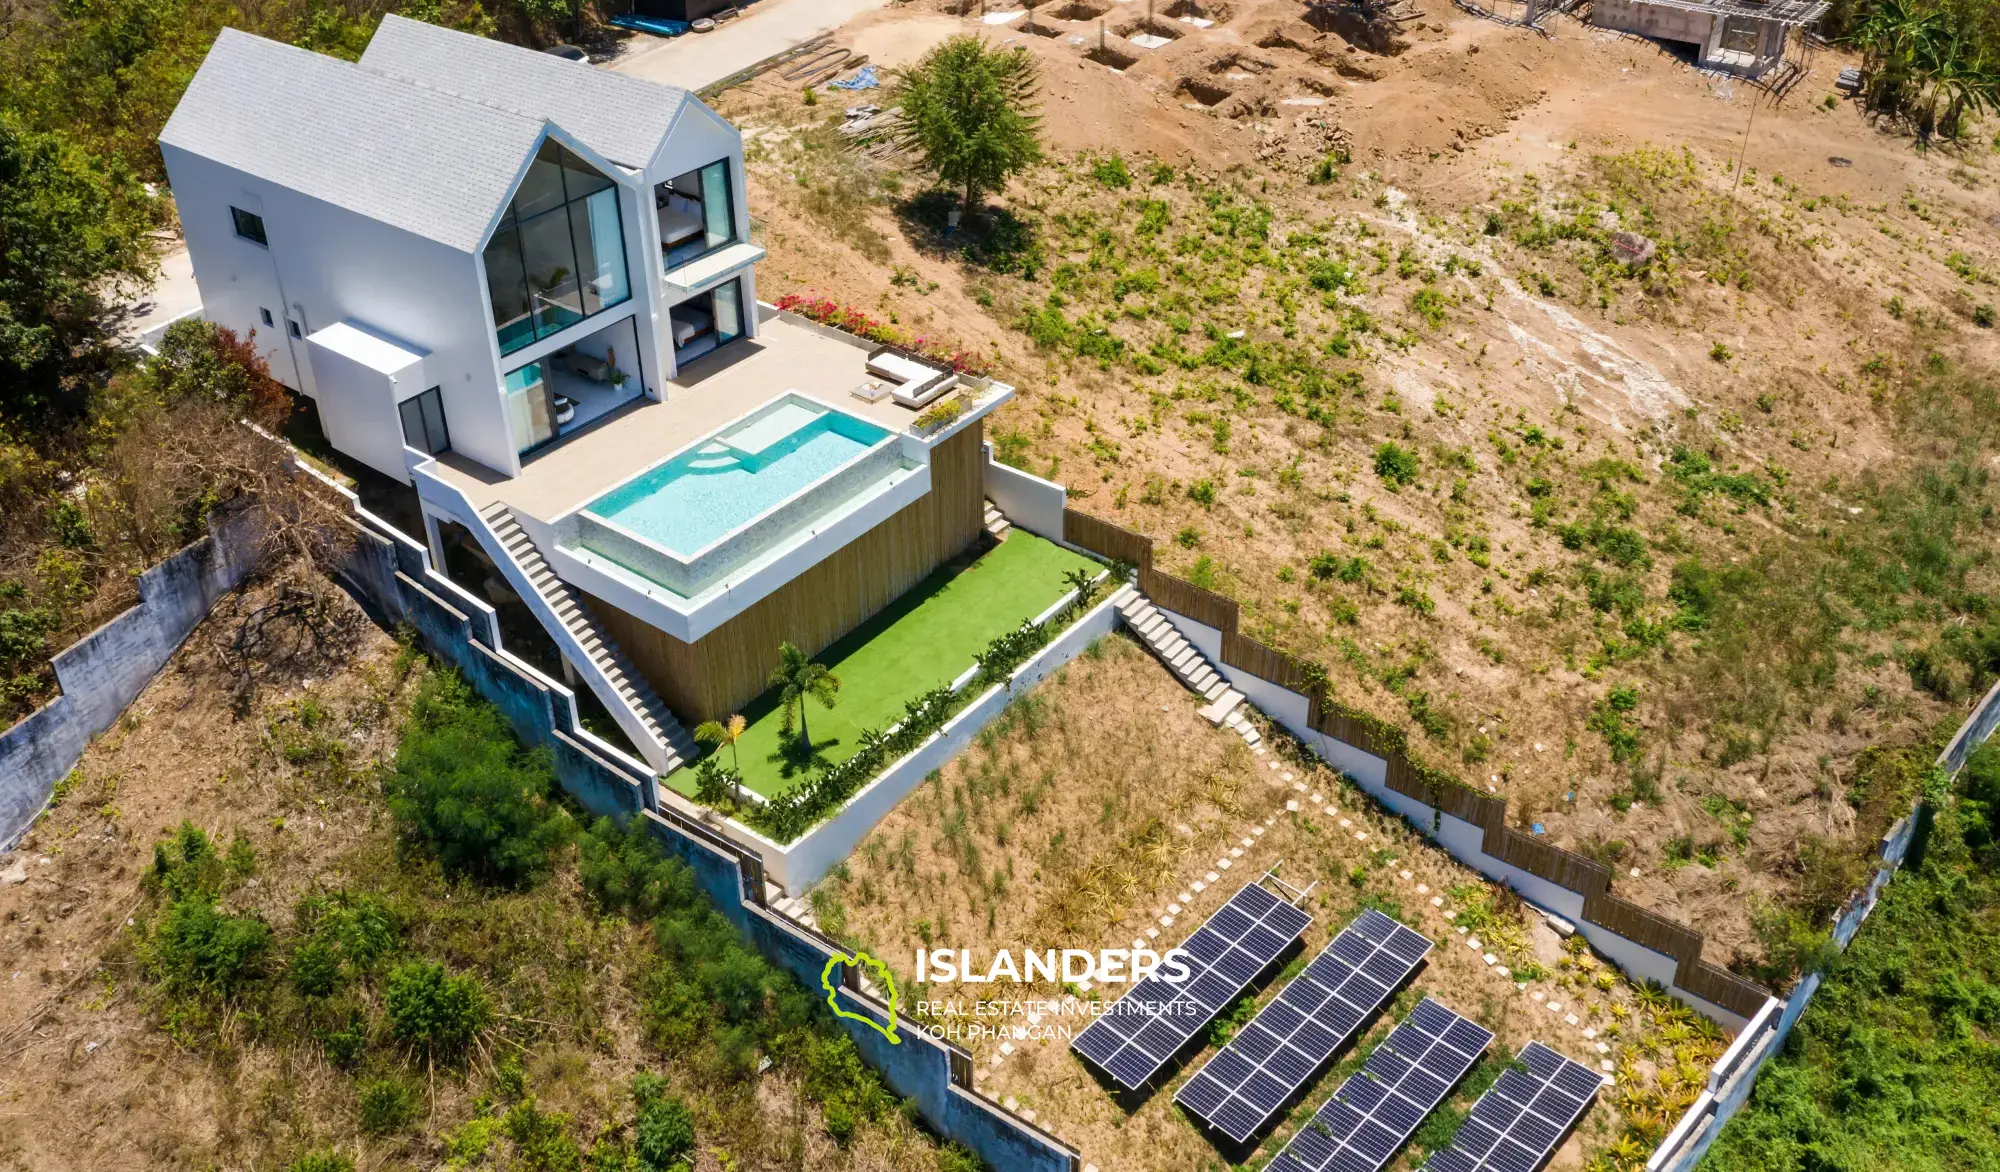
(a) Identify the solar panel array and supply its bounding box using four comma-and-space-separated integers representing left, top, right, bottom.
1424, 1042, 1602, 1172
1267, 997, 1495, 1172
1071, 883, 1312, 1090
1175, 909, 1434, 1143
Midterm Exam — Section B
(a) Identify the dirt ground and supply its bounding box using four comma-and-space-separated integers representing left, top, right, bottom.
719, 0, 2000, 973
0, 580, 408, 1168
819, 635, 1720, 1171
0, 579, 947, 1172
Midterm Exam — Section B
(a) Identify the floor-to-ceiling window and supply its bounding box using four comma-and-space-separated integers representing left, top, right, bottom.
485, 140, 632, 356
655, 159, 737, 271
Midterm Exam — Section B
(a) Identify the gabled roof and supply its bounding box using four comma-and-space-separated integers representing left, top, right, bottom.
160, 29, 546, 253
360, 15, 690, 171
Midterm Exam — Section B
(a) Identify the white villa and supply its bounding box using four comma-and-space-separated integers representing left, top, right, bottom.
160, 20, 1024, 778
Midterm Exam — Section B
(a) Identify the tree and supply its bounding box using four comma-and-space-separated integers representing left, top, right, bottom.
896, 35, 1043, 219
693, 712, 747, 804
768, 641, 838, 752
0, 118, 160, 427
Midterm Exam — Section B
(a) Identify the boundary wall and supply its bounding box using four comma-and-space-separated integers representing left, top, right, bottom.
1, 512, 260, 849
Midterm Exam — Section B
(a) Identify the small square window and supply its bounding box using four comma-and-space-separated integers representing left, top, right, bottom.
288, 320, 303, 339
231, 206, 268, 246
259, 307, 274, 327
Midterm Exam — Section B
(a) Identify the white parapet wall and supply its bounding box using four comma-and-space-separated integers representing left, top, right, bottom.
982, 449, 1068, 543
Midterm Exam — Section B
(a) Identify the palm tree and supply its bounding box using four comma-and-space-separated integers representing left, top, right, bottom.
769, 641, 839, 752
693, 713, 748, 804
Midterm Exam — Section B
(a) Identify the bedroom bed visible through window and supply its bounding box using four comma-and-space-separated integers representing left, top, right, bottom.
667, 278, 744, 367
656, 160, 735, 271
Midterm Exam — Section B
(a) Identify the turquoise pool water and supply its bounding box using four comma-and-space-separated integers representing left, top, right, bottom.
587, 405, 889, 556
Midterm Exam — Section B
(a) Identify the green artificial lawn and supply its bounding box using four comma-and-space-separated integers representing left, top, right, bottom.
668, 531, 1100, 800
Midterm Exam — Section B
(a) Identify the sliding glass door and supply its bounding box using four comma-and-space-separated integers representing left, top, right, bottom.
712, 279, 743, 347
504, 362, 554, 455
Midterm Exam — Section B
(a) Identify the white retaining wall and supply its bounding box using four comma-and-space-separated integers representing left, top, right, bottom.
982, 451, 1068, 543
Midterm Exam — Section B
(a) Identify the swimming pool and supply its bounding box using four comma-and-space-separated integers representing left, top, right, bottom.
587, 399, 891, 556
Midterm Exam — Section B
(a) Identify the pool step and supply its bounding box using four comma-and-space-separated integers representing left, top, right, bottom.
478, 503, 700, 777
982, 499, 1011, 541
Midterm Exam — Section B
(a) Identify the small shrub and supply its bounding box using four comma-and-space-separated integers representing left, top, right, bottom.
1709, 340, 1733, 362
1090, 154, 1132, 188
633, 1075, 696, 1170
290, 939, 342, 998
286, 1152, 356, 1172
147, 898, 271, 999
383, 960, 490, 1062
1188, 478, 1217, 507
822, 1099, 858, 1145
357, 1078, 419, 1135
1977, 303, 1996, 329
1374, 442, 1419, 489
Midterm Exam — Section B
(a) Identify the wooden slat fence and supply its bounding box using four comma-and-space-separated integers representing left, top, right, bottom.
1062, 507, 1152, 571
1059, 508, 1772, 1023
1140, 567, 1238, 632
1222, 631, 1311, 693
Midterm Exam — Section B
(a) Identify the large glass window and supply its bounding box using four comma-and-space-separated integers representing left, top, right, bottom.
656, 160, 737, 271
484, 140, 631, 356
398, 387, 450, 456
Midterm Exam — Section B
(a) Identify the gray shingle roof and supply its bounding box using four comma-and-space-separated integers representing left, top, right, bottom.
160, 29, 544, 252
360, 15, 689, 170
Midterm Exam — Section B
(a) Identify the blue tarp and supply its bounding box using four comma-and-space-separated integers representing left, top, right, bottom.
828, 64, 880, 91
610, 13, 690, 37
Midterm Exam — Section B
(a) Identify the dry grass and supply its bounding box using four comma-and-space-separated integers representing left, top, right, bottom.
813, 635, 1718, 1171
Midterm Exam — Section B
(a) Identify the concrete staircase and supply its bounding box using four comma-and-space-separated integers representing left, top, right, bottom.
480, 503, 699, 775
1115, 587, 1254, 736
982, 499, 1011, 541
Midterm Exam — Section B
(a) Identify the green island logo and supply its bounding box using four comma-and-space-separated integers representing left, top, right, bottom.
821, 950, 901, 1044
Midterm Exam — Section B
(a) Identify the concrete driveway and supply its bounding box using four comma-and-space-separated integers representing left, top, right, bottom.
608, 0, 888, 91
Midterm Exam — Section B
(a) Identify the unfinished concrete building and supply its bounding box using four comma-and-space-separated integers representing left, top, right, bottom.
1591, 0, 1827, 79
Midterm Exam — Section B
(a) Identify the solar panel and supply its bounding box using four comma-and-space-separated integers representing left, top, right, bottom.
1423, 1042, 1602, 1172
1267, 997, 1495, 1172
1071, 882, 1312, 1090
1175, 909, 1434, 1144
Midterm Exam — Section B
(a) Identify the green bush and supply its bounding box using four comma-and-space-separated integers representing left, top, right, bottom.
821, 1099, 857, 1145
385, 671, 571, 888
383, 960, 490, 1062
632, 1074, 696, 1170
286, 1151, 355, 1172
1374, 442, 1419, 489
289, 939, 342, 997
146, 896, 271, 998
356, 1077, 418, 1135
503, 1097, 583, 1172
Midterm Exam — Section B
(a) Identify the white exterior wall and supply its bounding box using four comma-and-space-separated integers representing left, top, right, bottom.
163, 144, 513, 483
307, 331, 427, 480
649, 101, 762, 377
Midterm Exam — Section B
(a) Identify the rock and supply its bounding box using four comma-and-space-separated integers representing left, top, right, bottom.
0, 859, 26, 885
